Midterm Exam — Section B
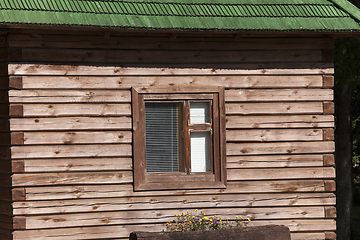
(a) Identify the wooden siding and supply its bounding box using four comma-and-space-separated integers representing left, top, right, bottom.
6, 29, 335, 239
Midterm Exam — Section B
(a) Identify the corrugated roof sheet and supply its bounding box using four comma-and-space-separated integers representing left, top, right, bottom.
0, 0, 360, 32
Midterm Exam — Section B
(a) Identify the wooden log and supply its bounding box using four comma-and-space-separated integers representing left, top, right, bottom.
8, 76, 22, 89
11, 144, 132, 159
226, 129, 323, 142
227, 141, 335, 156
323, 102, 335, 114
12, 193, 335, 215
12, 157, 132, 173
322, 75, 334, 88
9, 89, 131, 103
18, 48, 322, 64
11, 219, 336, 240
8, 34, 334, 50
323, 128, 334, 140
14, 131, 132, 145
8, 104, 22, 117
19, 180, 333, 201
12, 171, 133, 186
324, 232, 336, 239
12, 188, 25, 201
130, 225, 291, 240
323, 154, 335, 166
227, 154, 325, 168
10, 116, 132, 131
226, 102, 323, 115
14, 103, 131, 117
8, 64, 334, 76
225, 89, 333, 102
16, 206, 327, 229
14, 75, 324, 89
228, 167, 335, 181
226, 115, 334, 129
325, 206, 336, 218
291, 232, 325, 240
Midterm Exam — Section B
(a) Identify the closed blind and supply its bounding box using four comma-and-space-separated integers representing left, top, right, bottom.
145, 102, 179, 173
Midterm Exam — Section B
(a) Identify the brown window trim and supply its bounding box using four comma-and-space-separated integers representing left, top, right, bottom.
132, 86, 226, 191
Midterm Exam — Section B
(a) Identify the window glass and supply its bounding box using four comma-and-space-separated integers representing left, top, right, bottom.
145, 102, 180, 173
190, 102, 210, 124
190, 131, 211, 172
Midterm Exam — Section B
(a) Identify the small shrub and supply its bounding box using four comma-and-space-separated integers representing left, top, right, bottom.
165, 210, 250, 232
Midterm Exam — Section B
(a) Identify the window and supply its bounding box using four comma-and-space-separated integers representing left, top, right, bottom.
132, 86, 226, 191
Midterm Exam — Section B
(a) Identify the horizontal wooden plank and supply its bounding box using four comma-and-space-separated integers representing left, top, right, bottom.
15, 103, 131, 117
226, 102, 323, 115
10, 117, 132, 131
11, 219, 336, 240
11, 144, 132, 159
9, 90, 131, 103
226, 89, 333, 102
16, 131, 132, 145
15, 75, 325, 89
8, 64, 334, 76
8, 34, 334, 50
291, 232, 325, 240
20, 180, 333, 200
12, 171, 133, 187
18, 206, 326, 229
17, 48, 323, 64
226, 154, 324, 168
227, 141, 335, 156
228, 167, 335, 181
13, 157, 132, 173
13, 193, 335, 215
226, 129, 323, 142
226, 115, 334, 129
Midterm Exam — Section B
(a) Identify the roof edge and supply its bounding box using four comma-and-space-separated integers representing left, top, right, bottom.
329, 0, 360, 22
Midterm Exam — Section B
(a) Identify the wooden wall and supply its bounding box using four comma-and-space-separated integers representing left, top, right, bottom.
5, 29, 335, 240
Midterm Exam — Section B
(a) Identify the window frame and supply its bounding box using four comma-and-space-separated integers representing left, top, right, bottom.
132, 86, 226, 191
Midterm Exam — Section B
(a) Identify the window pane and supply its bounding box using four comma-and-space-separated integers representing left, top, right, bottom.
190, 102, 210, 124
190, 131, 211, 172
145, 102, 180, 173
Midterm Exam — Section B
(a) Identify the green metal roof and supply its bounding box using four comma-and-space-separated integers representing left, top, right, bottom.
0, 0, 360, 32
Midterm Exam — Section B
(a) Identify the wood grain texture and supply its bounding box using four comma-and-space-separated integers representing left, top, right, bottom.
226, 154, 325, 168
19, 180, 333, 200
226, 102, 323, 115
18, 48, 323, 64
20, 103, 131, 117
323, 154, 335, 166
9, 90, 131, 103
12, 193, 335, 215
226, 115, 334, 129
322, 76, 334, 88
11, 219, 336, 240
10, 117, 132, 131
11, 144, 132, 159
227, 141, 335, 156
226, 129, 323, 142
228, 167, 335, 181
18, 131, 131, 145
225, 89, 333, 102
12, 157, 132, 173
8, 64, 334, 76
17, 206, 326, 229
9, 76, 22, 89
12, 171, 133, 186
15, 75, 324, 89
